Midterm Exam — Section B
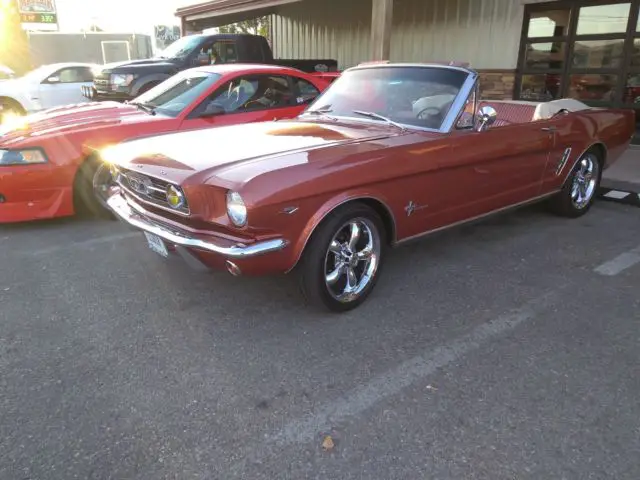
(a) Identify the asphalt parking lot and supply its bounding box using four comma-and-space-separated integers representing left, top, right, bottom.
1, 199, 639, 479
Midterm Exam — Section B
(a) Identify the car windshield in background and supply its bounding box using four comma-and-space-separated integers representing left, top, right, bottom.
306, 66, 468, 130
133, 72, 222, 117
158, 35, 203, 59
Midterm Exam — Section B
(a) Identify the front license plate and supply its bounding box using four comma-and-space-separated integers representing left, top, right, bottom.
144, 232, 168, 258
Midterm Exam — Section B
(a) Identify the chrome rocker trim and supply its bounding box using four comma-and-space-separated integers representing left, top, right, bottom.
107, 193, 288, 259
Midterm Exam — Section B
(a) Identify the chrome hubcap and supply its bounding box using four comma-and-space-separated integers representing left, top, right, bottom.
571, 154, 599, 209
324, 218, 381, 303
92, 164, 116, 204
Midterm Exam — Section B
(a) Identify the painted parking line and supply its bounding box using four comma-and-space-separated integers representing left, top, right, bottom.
29, 232, 140, 256
594, 246, 640, 276
598, 187, 640, 207
229, 288, 564, 473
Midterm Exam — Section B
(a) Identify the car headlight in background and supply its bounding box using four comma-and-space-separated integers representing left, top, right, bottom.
166, 185, 186, 209
110, 74, 136, 87
0, 148, 47, 166
226, 191, 247, 227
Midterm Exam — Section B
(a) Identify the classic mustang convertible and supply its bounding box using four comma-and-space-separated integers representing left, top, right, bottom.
0, 64, 330, 223
103, 62, 634, 312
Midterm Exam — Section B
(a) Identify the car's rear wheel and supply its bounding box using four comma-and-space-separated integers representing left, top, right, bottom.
299, 203, 386, 312
547, 149, 601, 218
74, 156, 116, 220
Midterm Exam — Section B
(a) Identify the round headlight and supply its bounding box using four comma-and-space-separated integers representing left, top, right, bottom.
166, 185, 185, 209
226, 191, 247, 227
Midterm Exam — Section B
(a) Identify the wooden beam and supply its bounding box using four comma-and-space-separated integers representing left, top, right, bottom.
371, 0, 393, 61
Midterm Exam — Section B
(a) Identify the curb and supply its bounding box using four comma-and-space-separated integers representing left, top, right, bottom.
597, 187, 640, 207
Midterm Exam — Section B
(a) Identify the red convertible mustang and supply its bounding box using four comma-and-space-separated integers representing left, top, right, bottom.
0, 64, 331, 223
103, 62, 635, 312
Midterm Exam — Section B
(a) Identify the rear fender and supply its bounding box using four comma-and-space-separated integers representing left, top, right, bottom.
285, 189, 397, 273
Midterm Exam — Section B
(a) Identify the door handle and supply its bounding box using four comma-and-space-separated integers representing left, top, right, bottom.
541, 126, 557, 132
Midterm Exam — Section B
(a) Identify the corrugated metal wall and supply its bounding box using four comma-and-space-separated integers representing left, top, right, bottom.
27, 33, 153, 67
270, 0, 525, 70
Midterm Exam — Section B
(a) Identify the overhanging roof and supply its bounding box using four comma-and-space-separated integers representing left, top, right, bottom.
176, 0, 304, 26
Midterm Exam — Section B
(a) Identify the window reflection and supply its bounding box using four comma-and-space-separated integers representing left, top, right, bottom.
520, 74, 561, 101
623, 74, 640, 104
572, 39, 625, 69
524, 42, 566, 69
527, 9, 571, 38
576, 3, 631, 35
568, 74, 617, 101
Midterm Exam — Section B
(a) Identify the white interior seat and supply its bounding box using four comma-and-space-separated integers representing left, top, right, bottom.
532, 98, 590, 121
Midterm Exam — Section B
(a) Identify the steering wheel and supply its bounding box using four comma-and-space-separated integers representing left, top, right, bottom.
552, 108, 570, 118
417, 106, 441, 120
243, 99, 268, 110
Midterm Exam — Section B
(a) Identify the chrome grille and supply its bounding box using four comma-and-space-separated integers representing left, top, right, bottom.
94, 77, 111, 91
113, 166, 190, 216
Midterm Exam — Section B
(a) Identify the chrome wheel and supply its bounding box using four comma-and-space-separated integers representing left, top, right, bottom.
571, 153, 599, 210
92, 163, 117, 208
324, 218, 381, 303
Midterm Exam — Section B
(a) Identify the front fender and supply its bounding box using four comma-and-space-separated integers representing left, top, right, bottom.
284, 189, 397, 273
130, 74, 172, 96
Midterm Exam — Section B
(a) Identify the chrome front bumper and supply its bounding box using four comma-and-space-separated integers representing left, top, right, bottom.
107, 193, 288, 259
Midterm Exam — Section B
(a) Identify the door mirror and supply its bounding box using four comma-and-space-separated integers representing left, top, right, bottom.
200, 103, 225, 117
45, 75, 60, 84
475, 105, 497, 132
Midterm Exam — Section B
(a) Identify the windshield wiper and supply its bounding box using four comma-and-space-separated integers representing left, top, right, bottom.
352, 110, 407, 132
128, 101, 157, 115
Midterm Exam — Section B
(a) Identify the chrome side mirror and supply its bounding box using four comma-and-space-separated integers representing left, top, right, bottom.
475, 105, 497, 132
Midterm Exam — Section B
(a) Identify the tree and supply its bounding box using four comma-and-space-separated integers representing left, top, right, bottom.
218, 16, 269, 39
0, 0, 32, 74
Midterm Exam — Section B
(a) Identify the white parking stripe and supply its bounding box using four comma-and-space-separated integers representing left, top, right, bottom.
229, 289, 563, 473
594, 246, 640, 276
30, 232, 140, 256
603, 190, 631, 200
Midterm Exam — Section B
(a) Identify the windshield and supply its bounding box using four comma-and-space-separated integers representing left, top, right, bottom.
157, 36, 203, 59
132, 71, 222, 117
305, 66, 468, 130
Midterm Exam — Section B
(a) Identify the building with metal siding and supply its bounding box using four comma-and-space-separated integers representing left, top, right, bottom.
269, 0, 524, 71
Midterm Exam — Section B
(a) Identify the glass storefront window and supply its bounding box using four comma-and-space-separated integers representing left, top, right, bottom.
527, 9, 571, 38
568, 74, 618, 101
519, 74, 561, 101
623, 73, 640, 104
628, 39, 640, 67
576, 3, 631, 36
572, 39, 625, 69
524, 42, 566, 69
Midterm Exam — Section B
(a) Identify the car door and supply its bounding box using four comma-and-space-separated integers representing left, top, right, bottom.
181, 73, 302, 130
416, 119, 553, 231
39, 66, 94, 109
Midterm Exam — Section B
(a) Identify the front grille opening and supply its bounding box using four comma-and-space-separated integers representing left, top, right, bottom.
114, 166, 190, 216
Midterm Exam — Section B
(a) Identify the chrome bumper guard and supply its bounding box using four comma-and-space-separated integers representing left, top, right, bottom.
107, 193, 288, 259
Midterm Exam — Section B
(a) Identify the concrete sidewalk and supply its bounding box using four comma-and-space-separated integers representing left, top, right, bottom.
602, 145, 640, 193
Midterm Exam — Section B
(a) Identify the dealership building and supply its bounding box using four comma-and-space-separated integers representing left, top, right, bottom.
176, 0, 640, 140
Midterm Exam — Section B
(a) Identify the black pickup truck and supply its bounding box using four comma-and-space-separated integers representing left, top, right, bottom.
83, 33, 339, 102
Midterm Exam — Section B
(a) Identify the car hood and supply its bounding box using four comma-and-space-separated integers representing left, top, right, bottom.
100, 58, 179, 74
106, 119, 400, 184
0, 101, 166, 145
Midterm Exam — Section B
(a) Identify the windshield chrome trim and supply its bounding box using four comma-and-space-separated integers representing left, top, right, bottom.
440, 71, 479, 133
298, 114, 443, 133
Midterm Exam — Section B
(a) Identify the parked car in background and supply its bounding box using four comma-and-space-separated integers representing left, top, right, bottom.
0, 62, 97, 120
83, 33, 338, 103
103, 62, 634, 312
0, 64, 15, 81
0, 64, 332, 223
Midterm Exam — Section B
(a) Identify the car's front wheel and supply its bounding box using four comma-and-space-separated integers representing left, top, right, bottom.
547, 149, 602, 218
74, 156, 116, 220
299, 203, 386, 312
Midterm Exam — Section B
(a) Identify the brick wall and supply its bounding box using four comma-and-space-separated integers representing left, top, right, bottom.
477, 70, 516, 100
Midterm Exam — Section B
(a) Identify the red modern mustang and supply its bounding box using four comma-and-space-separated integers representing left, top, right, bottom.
0, 64, 332, 223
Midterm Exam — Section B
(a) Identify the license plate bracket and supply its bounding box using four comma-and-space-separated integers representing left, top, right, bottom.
144, 232, 169, 258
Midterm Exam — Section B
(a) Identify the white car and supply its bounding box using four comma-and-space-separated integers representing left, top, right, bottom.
0, 62, 98, 117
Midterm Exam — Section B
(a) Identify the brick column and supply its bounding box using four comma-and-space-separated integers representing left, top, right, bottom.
371, 0, 393, 61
